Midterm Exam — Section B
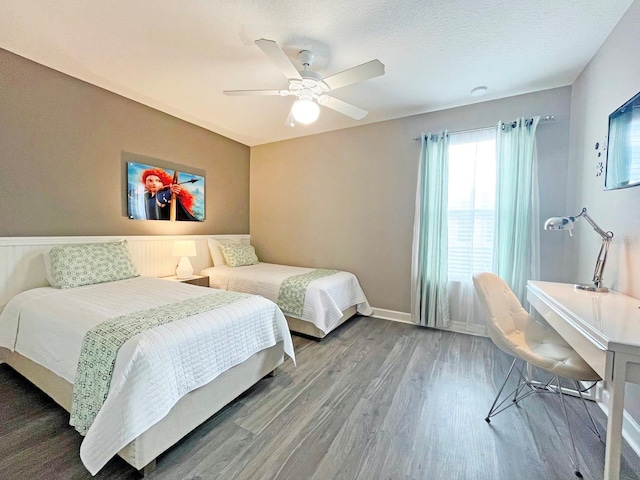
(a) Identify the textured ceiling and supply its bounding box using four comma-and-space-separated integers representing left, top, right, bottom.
0, 0, 634, 146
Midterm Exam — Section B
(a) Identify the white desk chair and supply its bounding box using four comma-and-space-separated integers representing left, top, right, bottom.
473, 272, 602, 478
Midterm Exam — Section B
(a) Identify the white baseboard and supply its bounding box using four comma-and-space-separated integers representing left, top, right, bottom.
597, 386, 640, 458
369, 309, 488, 337
370, 308, 414, 324
447, 321, 487, 337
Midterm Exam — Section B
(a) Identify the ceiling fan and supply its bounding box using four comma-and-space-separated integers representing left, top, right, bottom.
223, 39, 385, 126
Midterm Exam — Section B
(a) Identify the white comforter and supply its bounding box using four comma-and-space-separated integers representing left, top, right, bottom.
0, 276, 295, 475
201, 262, 373, 334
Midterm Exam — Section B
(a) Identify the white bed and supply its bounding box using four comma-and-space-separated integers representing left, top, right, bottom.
201, 262, 373, 339
0, 275, 295, 475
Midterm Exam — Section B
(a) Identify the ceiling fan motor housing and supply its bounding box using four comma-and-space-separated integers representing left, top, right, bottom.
289, 70, 330, 98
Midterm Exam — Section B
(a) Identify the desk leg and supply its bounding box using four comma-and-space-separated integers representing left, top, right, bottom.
604, 355, 627, 480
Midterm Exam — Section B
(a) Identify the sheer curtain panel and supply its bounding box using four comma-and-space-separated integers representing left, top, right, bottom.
447, 128, 496, 334
411, 132, 451, 328
494, 117, 541, 305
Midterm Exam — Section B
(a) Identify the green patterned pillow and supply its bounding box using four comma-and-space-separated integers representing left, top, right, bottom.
49, 240, 139, 288
218, 243, 259, 267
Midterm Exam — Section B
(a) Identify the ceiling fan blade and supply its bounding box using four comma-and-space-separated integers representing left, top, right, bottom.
321, 96, 368, 120
255, 38, 302, 80
223, 89, 288, 96
323, 59, 385, 90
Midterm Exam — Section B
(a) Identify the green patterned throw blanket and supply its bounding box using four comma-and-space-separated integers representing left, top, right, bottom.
277, 269, 339, 316
70, 291, 248, 435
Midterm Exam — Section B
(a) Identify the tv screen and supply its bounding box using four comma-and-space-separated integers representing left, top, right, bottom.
604, 90, 640, 190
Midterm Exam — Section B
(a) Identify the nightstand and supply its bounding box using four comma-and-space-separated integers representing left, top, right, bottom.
160, 274, 209, 287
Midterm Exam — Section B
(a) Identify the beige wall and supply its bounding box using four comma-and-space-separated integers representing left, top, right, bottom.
567, 0, 640, 417
0, 49, 250, 237
250, 87, 572, 312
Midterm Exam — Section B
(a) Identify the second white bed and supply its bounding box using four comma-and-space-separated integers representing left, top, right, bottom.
201, 262, 372, 338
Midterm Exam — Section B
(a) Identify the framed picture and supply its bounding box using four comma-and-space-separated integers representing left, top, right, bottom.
127, 161, 205, 221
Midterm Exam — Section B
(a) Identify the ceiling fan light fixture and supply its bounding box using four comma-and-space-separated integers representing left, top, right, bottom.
291, 98, 320, 124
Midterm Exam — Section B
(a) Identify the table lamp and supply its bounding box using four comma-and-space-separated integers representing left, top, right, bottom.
544, 207, 614, 293
172, 240, 197, 279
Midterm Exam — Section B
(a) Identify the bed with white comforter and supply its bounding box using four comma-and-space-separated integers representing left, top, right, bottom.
201, 262, 372, 337
0, 276, 295, 475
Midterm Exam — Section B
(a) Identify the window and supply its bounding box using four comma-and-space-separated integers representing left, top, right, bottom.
447, 129, 496, 282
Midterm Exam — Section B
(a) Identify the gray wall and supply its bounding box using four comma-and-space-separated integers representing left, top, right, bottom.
0, 49, 250, 237
250, 87, 572, 313
567, 0, 640, 419
568, 0, 640, 298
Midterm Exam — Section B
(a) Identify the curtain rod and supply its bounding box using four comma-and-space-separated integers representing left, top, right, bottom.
411, 115, 555, 141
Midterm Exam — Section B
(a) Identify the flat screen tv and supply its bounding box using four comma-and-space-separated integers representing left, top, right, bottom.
604, 90, 640, 190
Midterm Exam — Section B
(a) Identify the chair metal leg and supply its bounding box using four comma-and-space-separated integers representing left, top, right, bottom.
485, 368, 602, 478
486, 358, 542, 422
556, 375, 583, 478
512, 367, 529, 403
486, 357, 517, 422
486, 365, 598, 477
575, 380, 602, 440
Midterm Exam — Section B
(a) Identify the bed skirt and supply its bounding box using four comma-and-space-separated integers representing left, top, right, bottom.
286, 305, 358, 339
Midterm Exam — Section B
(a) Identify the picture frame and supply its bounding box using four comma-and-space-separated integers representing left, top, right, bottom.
127, 161, 205, 221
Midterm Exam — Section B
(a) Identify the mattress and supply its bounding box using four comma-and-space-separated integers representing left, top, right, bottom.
0, 276, 295, 474
201, 262, 372, 335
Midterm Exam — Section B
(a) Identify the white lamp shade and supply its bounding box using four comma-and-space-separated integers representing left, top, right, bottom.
544, 216, 575, 231
172, 240, 196, 257
291, 98, 320, 124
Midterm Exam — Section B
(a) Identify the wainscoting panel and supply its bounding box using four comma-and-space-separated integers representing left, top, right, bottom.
0, 235, 249, 308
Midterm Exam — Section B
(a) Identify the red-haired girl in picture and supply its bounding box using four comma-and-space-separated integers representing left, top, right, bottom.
142, 168, 197, 221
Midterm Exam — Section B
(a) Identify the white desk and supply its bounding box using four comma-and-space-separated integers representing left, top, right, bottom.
527, 281, 640, 480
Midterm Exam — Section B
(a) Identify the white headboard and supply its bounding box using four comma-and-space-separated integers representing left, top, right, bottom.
0, 235, 249, 309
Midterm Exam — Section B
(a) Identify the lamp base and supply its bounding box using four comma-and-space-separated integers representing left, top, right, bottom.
574, 284, 609, 293
176, 256, 194, 279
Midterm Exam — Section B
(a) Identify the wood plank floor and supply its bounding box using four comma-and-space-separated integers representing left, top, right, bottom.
1, 316, 639, 480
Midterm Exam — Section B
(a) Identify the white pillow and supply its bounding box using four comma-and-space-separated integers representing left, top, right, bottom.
207, 238, 227, 266
42, 251, 59, 287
